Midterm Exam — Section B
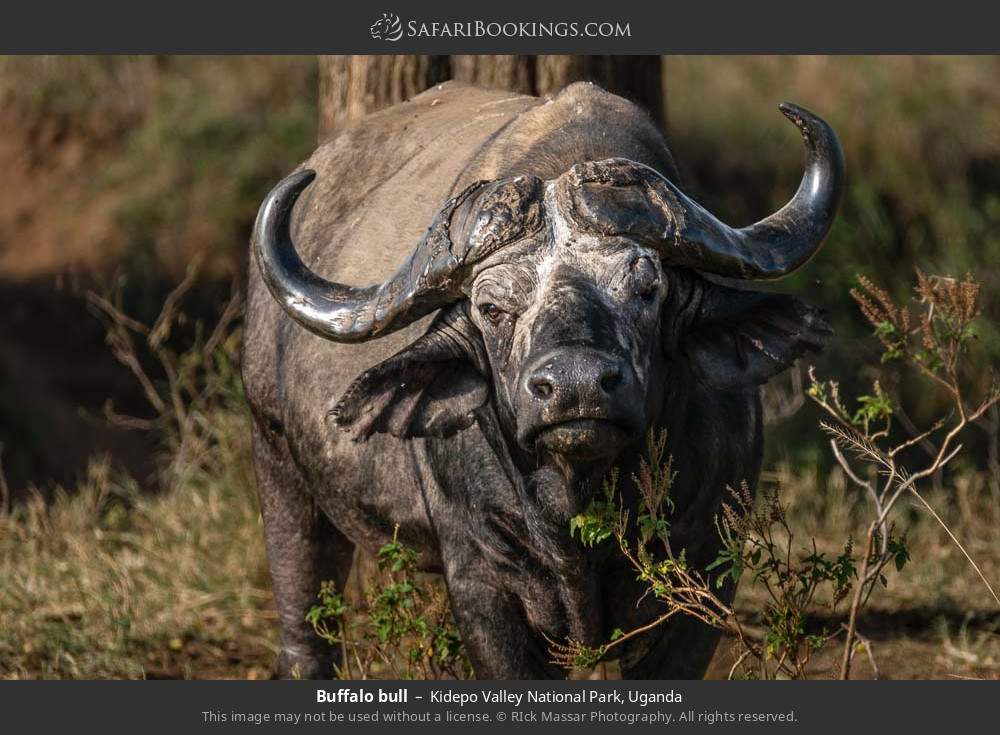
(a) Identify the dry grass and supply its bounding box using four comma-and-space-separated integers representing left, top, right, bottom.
3, 431, 996, 679
0, 406, 275, 679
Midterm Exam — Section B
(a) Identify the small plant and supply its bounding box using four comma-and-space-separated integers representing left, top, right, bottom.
556, 433, 867, 679
557, 432, 735, 673
809, 270, 1000, 678
710, 484, 863, 678
306, 526, 471, 680
569, 469, 620, 548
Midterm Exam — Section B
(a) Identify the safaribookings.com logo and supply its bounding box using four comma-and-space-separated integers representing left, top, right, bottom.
370, 13, 404, 41
370, 13, 631, 42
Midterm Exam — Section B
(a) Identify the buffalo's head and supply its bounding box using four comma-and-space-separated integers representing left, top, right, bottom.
253, 103, 842, 476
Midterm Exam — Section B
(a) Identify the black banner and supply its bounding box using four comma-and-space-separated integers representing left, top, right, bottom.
2, 0, 1000, 53
0, 680, 994, 733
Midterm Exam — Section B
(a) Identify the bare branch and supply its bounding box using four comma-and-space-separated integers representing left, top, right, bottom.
890, 411, 947, 458
101, 399, 157, 431
149, 254, 203, 351
85, 291, 149, 335
203, 289, 242, 360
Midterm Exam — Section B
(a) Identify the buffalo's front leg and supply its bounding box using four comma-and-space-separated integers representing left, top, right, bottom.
251, 418, 354, 679
442, 557, 562, 679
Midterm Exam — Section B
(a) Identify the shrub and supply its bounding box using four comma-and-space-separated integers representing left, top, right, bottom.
306, 526, 471, 680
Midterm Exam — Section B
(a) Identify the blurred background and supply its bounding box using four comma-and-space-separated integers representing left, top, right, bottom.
0, 55, 998, 679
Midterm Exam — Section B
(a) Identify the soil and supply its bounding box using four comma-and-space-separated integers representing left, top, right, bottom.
136, 607, 999, 680
705, 608, 1000, 680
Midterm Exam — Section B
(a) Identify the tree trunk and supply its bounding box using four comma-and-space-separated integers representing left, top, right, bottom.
318, 55, 664, 141
451, 55, 664, 127
449, 55, 536, 95
317, 55, 450, 141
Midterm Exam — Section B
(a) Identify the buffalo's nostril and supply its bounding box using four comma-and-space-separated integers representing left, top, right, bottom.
600, 366, 623, 393
529, 377, 554, 399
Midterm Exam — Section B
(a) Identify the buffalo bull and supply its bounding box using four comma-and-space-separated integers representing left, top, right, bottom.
242, 82, 843, 679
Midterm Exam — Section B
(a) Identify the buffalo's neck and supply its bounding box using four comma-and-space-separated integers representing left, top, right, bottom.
434, 411, 608, 645
527, 452, 612, 519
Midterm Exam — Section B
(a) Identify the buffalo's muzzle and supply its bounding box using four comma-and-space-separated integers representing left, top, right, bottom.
517, 349, 641, 457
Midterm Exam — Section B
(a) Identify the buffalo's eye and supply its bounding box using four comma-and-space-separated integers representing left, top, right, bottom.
479, 302, 505, 323
633, 257, 660, 301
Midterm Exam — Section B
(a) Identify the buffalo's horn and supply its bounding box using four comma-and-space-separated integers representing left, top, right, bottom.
668, 102, 845, 279
253, 169, 543, 342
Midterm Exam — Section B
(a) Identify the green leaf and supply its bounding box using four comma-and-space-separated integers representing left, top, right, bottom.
569, 495, 618, 548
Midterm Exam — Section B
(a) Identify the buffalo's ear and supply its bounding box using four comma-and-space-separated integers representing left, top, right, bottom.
684, 282, 832, 391
330, 305, 490, 440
